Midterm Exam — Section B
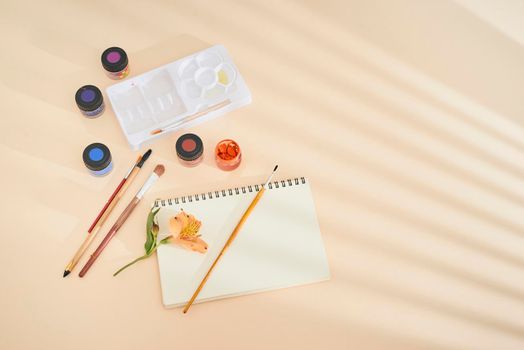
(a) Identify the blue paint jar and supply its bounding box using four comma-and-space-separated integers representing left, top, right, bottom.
82, 143, 113, 176
75, 85, 105, 118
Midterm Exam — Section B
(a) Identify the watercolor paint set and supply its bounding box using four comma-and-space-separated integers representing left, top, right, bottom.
106, 45, 252, 149
66, 44, 330, 313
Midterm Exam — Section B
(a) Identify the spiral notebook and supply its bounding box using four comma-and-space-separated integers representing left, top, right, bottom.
153, 177, 330, 308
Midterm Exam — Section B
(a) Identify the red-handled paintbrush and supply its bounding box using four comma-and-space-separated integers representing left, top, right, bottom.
79, 164, 165, 277
63, 149, 152, 277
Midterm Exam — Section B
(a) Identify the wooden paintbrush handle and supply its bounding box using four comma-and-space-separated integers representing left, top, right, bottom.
87, 178, 126, 232
183, 188, 266, 313
95, 167, 140, 229
152, 100, 231, 135
65, 227, 101, 273
225, 188, 265, 248
66, 167, 141, 273
79, 197, 140, 277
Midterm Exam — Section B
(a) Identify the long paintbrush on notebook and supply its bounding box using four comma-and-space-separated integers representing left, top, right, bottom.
153, 176, 330, 308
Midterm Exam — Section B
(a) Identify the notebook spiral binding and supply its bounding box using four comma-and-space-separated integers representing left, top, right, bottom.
154, 177, 306, 207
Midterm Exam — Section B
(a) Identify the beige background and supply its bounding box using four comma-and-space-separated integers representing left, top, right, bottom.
1, 0, 524, 349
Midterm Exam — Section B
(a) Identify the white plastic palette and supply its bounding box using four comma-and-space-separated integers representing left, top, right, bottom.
106, 45, 252, 149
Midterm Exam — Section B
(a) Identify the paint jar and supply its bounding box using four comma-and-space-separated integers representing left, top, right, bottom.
83, 143, 113, 176
75, 85, 104, 118
175, 133, 204, 167
215, 139, 241, 171
101, 47, 129, 80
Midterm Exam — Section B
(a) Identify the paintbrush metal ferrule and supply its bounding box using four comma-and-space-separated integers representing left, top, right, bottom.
136, 165, 165, 199
136, 174, 158, 199
122, 160, 139, 179
263, 165, 279, 188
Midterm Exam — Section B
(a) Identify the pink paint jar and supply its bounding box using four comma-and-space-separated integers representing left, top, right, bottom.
175, 133, 204, 167
101, 47, 129, 80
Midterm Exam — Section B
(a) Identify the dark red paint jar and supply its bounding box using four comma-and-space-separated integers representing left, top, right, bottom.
175, 133, 204, 167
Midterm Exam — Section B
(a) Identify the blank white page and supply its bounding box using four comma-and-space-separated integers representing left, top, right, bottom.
155, 178, 330, 308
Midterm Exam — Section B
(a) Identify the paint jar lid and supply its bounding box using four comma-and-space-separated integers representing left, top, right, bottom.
176, 133, 204, 161
101, 47, 129, 72
83, 143, 112, 171
75, 85, 104, 111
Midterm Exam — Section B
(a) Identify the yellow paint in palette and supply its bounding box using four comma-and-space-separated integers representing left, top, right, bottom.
218, 69, 229, 85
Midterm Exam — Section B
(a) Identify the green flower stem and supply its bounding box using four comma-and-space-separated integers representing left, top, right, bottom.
113, 235, 172, 277
113, 253, 152, 277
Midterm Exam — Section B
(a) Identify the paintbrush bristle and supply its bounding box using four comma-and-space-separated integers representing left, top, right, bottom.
273, 165, 278, 172
137, 149, 152, 167
154, 164, 165, 176
142, 149, 152, 161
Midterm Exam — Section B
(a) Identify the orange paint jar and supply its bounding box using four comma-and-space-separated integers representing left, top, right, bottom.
215, 139, 242, 171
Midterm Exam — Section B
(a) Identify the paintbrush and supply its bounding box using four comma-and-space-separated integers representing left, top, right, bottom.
63, 149, 152, 277
183, 165, 279, 313
150, 99, 231, 135
78, 164, 165, 277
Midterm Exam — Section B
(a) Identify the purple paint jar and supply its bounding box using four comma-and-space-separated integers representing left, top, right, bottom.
75, 85, 105, 118
101, 47, 129, 80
